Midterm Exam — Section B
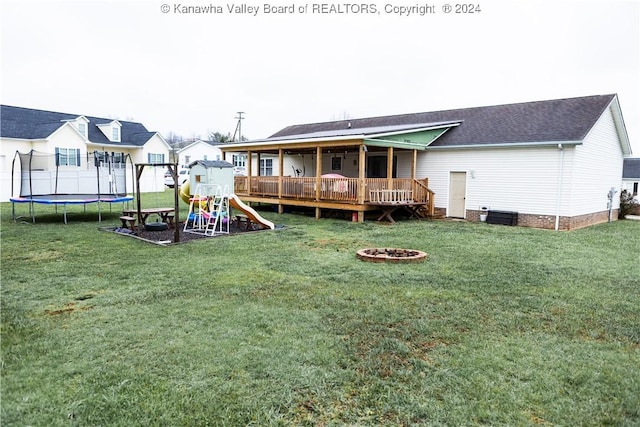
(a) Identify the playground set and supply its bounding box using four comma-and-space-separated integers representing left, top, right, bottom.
9, 151, 274, 244
179, 160, 274, 237
120, 159, 274, 244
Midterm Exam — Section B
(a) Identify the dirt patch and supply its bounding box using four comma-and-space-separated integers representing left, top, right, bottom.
45, 302, 94, 316
103, 220, 276, 245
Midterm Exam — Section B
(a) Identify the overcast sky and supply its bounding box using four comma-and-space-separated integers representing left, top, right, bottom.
2, 0, 639, 153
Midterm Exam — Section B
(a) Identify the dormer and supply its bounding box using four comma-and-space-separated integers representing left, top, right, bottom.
97, 120, 122, 142
61, 116, 90, 138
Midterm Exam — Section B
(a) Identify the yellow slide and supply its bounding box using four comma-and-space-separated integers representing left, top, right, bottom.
179, 182, 207, 208
229, 194, 275, 230
179, 182, 191, 205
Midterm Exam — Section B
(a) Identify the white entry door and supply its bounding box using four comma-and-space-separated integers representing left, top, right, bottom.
448, 172, 467, 218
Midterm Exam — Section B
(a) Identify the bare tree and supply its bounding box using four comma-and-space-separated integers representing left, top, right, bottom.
208, 131, 233, 143
165, 131, 183, 146
331, 111, 352, 121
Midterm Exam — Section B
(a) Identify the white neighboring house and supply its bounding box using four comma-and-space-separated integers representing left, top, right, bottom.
0, 105, 171, 202
166, 139, 223, 187
173, 139, 222, 169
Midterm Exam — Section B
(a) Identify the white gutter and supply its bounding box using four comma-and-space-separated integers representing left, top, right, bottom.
85, 142, 142, 149
220, 134, 367, 150
426, 140, 583, 150
555, 143, 564, 231
0, 137, 48, 143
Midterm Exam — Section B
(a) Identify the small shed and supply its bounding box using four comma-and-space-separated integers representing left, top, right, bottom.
188, 160, 234, 195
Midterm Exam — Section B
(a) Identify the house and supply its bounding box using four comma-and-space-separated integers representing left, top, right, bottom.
170, 139, 223, 169
0, 105, 171, 202
622, 158, 640, 199
220, 94, 632, 230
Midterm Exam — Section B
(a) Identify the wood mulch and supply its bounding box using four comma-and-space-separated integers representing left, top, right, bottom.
103, 221, 270, 245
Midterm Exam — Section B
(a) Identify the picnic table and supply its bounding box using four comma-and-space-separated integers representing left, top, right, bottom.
368, 189, 424, 223
375, 202, 424, 223
122, 207, 175, 227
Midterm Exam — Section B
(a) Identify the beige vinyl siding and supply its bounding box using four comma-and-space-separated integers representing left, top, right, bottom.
418, 146, 572, 216
135, 134, 170, 193
50, 124, 87, 152
568, 105, 624, 215
0, 138, 41, 201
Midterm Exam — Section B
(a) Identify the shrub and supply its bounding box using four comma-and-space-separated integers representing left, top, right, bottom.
619, 189, 639, 218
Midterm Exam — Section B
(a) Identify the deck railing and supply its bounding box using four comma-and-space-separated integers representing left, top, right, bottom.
281, 177, 316, 199
234, 176, 434, 214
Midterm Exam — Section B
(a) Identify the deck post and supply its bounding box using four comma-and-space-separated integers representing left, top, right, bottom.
247, 151, 252, 195
411, 149, 417, 179
278, 148, 283, 199
358, 145, 366, 204
387, 147, 394, 190
315, 146, 322, 201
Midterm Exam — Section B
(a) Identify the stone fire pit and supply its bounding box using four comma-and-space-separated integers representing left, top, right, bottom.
356, 248, 427, 263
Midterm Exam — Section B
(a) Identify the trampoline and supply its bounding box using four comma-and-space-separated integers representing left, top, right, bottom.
10, 149, 135, 224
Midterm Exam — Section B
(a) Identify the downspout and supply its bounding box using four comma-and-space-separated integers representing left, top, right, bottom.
555, 144, 564, 231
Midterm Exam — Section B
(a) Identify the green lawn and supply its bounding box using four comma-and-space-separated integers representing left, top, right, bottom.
2, 191, 639, 426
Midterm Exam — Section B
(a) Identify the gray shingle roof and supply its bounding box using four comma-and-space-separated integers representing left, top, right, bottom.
269, 94, 617, 147
0, 105, 157, 147
189, 160, 233, 169
623, 158, 640, 179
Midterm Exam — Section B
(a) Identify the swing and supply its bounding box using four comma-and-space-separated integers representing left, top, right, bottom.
145, 166, 168, 231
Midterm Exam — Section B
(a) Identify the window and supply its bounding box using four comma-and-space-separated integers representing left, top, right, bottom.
112, 127, 120, 141
233, 154, 246, 168
78, 123, 86, 137
56, 148, 80, 166
92, 151, 125, 168
634, 182, 638, 196
185, 155, 191, 165
148, 153, 164, 164
260, 158, 273, 176
94, 151, 107, 166
331, 156, 342, 171
203, 155, 208, 161
112, 152, 124, 168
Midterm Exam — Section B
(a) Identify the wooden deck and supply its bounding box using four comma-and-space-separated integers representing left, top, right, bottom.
233, 176, 435, 221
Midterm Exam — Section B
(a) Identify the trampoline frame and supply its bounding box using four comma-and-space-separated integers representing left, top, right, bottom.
10, 194, 134, 224
10, 150, 135, 224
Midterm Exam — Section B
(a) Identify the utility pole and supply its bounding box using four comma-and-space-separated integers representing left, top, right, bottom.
232, 111, 245, 142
